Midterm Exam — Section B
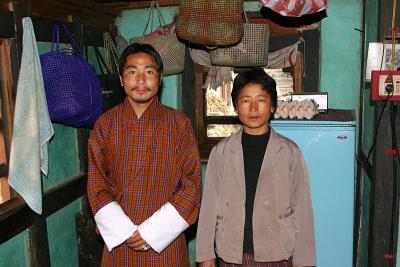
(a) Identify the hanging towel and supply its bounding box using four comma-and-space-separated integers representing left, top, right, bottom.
8, 17, 54, 214
189, 48, 233, 90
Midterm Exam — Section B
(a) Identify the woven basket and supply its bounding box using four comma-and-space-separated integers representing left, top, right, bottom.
210, 24, 270, 67
176, 0, 244, 46
130, 1, 185, 76
131, 34, 185, 75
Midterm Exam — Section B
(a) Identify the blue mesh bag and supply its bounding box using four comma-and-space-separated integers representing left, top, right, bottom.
40, 23, 102, 127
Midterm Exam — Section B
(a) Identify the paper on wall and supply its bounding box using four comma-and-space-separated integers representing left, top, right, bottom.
366, 42, 400, 81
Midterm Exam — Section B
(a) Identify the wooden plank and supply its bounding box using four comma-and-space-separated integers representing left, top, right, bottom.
0, 39, 14, 203
0, 10, 15, 38
181, 47, 196, 128
0, 39, 15, 154
369, 102, 400, 267
10, 0, 116, 27
0, 2, 12, 11
77, 129, 90, 174
12, 2, 28, 66
76, 196, 103, 266
83, 25, 110, 48
0, 175, 86, 244
27, 218, 51, 267
249, 17, 320, 36
193, 63, 207, 143
294, 51, 304, 93
0, 127, 10, 203
100, 0, 179, 12
30, 17, 73, 43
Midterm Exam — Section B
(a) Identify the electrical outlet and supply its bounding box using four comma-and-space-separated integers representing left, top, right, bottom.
371, 70, 400, 101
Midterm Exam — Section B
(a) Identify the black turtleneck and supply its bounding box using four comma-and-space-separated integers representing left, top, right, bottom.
242, 130, 270, 253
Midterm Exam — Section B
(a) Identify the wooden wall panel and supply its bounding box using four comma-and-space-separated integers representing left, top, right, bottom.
6, 0, 116, 28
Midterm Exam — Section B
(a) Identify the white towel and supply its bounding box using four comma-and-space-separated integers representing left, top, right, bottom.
8, 17, 54, 214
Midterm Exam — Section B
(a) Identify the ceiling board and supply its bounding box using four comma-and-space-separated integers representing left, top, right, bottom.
96, 0, 179, 9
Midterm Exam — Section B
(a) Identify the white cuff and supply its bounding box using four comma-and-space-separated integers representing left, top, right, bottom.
94, 201, 137, 251
138, 202, 189, 253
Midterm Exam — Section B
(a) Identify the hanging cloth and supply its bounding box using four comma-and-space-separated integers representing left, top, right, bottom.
261, 0, 328, 17
267, 37, 304, 69
190, 48, 233, 89
8, 17, 54, 214
190, 38, 304, 89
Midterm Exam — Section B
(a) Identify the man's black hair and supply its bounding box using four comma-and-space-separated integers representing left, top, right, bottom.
119, 43, 163, 76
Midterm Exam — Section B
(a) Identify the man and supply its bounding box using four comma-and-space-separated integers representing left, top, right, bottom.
87, 43, 202, 266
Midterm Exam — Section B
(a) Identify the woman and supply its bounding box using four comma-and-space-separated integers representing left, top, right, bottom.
196, 69, 316, 267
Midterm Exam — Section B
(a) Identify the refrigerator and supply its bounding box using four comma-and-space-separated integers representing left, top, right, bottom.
271, 109, 356, 267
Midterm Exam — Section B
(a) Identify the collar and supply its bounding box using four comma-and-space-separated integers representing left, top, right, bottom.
121, 96, 160, 121
228, 128, 282, 155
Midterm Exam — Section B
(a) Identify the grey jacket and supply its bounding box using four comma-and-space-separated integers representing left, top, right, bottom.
196, 129, 316, 266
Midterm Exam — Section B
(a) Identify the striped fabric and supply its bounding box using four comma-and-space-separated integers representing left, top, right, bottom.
87, 97, 202, 266
219, 254, 292, 267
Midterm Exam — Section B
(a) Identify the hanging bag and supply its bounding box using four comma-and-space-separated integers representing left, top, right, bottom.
103, 32, 120, 75
130, 1, 185, 76
175, 0, 244, 46
210, 12, 270, 67
40, 23, 102, 127
89, 32, 124, 111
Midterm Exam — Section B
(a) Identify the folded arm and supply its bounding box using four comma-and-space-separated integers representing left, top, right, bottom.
138, 118, 202, 253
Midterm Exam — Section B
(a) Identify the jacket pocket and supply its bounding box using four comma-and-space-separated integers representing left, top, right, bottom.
277, 213, 296, 255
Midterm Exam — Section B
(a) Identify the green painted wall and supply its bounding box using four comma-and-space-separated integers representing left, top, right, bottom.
320, 1, 362, 112
43, 124, 79, 190
0, 232, 28, 267
47, 198, 81, 267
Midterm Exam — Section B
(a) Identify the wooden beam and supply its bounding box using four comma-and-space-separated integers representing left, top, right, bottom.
294, 51, 304, 93
181, 47, 196, 128
27, 218, 51, 267
0, 39, 15, 156
369, 102, 400, 267
9, 0, 116, 28
0, 10, 14, 38
0, 174, 87, 244
100, 0, 178, 12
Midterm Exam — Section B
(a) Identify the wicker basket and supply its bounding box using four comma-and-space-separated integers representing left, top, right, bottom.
176, 0, 244, 46
210, 23, 270, 67
130, 1, 185, 76
131, 34, 185, 76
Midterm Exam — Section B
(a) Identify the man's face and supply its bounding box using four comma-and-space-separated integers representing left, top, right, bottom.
120, 52, 161, 106
236, 83, 275, 135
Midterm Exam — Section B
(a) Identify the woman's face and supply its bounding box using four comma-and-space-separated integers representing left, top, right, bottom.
236, 83, 275, 135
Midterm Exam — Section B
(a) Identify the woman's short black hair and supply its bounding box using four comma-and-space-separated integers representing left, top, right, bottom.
119, 43, 164, 76
231, 68, 277, 110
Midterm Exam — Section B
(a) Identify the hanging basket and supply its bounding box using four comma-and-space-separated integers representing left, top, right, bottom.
210, 23, 270, 67
175, 0, 244, 46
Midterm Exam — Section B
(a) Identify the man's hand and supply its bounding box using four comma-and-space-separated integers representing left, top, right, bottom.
126, 230, 151, 251
199, 259, 216, 267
